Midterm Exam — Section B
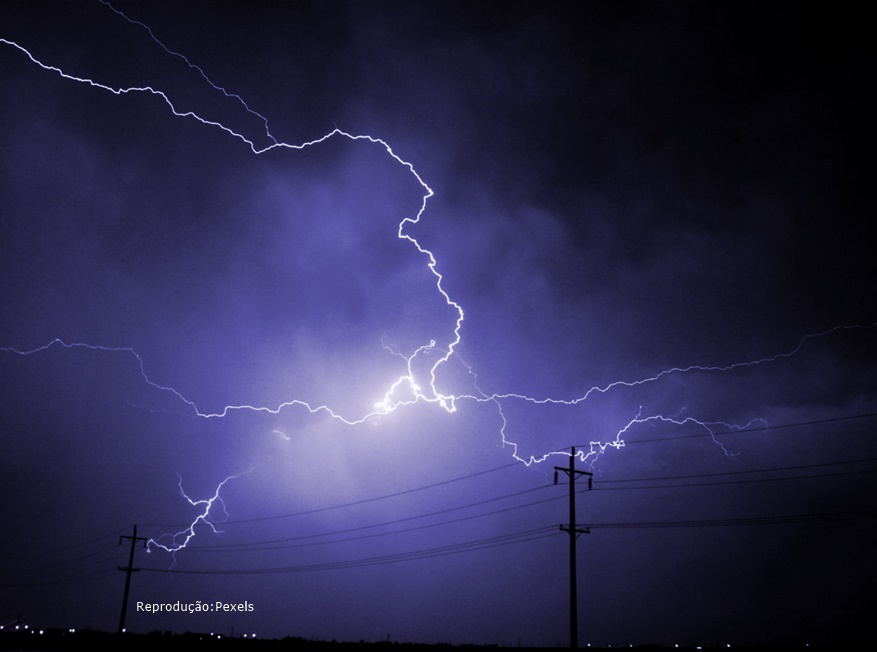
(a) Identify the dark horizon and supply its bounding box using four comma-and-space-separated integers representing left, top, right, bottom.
1, 1, 875, 648
1, 626, 874, 651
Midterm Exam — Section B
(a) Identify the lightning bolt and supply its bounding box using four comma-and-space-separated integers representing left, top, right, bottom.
1, 3, 873, 552
146, 470, 253, 555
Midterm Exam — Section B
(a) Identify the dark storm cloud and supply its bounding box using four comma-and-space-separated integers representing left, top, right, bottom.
1, 1, 875, 647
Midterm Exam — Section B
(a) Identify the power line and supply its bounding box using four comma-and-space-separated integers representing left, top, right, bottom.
583, 509, 877, 530
175, 484, 556, 553
26, 415, 871, 561
599, 456, 877, 484
0, 544, 122, 577
139, 507, 877, 578
139, 412, 876, 532
179, 493, 560, 553
0, 546, 126, 592
596, 467, 877, 492
141, 526, 558, 576
0, 527, 129, 562
0, 569, 118, 588
224, 461, 522, 525
164, 456, 877, 554
140, 461, 522, 528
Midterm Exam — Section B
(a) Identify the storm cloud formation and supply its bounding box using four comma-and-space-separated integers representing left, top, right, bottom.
1, 1, 875, 647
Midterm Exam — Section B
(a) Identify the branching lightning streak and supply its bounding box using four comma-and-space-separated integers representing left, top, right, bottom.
146, 470, 253, 555
1, 4, 874, 552
1, 12, 462, 423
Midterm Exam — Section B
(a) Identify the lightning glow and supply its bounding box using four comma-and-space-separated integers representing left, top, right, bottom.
1, 2, 873, 555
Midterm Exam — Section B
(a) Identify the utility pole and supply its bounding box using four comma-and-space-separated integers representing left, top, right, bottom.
118, 525, 147, 634
554, 447, 592, 649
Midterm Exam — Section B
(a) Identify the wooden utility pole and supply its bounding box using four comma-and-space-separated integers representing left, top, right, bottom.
555, 447, 592, 649
118, 525, 147, 633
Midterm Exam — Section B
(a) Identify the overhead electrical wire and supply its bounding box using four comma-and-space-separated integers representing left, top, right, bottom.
170, 454, 877, 554
141, 506, 876, 577
139, 460, 522, 529
583, 509, 877, 530
24, 412, 875, 568
140, 411, 876, 531
142, 526, 559, 576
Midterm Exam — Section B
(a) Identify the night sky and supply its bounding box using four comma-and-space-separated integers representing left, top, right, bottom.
1, 1, 875, 647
